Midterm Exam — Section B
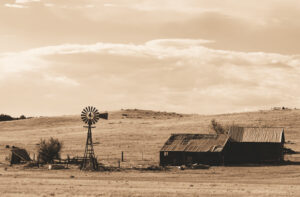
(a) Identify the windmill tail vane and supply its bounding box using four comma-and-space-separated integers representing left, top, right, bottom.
99, 112, 108, 120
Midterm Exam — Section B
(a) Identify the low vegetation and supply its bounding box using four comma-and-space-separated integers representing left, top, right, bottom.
0, 114, 26, 122
211, 119, 227, 134
211, 119, 242, 135
0, 114, 14, 121
38, 137, 63, 164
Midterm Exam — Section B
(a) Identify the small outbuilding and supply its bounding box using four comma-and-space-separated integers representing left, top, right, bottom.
160, 127, 285, 166
9, 146, 31, 164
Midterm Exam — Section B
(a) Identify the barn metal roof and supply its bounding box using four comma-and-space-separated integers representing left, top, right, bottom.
228, 127, 284, 143
160, 134, 229, 152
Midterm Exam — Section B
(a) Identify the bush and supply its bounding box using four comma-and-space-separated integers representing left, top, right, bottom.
211, 119, 226, 134
0, 114, 27, 121
38, 137, 63, 164
211, 119, 243, 135
19, 115, 26, 119
0, 114, 14, 121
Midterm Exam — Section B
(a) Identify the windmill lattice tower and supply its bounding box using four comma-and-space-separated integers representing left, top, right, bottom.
80, 106, 108, 170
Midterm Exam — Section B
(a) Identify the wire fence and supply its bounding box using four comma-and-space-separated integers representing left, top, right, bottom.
50, 151, 160, 168
88, 151, 159, 168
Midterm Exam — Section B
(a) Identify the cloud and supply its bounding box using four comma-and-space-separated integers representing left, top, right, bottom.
1, 39, 300, 116
4, 3, 28, 8
43, 74, 80, 86
1, 0, 300, 55
1, 0, 300, 116
103, 3, 114, 7
15, 0, 40, 3
44, 3, 54, 7
145, 39, 214, 49
0, 53, 46, 79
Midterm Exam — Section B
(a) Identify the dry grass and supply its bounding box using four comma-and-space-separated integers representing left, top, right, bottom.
1, 108, 300, 196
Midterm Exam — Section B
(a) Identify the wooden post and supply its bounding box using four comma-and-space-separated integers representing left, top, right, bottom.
67, 155, 70, 168
37, 154, 40, 168
121, 151, 124, 162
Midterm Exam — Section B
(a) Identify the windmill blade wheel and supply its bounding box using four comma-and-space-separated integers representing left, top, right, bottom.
81, 106, 101, 125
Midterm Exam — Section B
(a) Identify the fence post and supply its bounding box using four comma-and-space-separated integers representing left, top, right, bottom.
121, 151, 124, 162
37, 154, 40, 168
67, 154, 70, 168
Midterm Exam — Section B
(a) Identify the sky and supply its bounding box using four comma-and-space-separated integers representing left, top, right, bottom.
1, 0, 300, 116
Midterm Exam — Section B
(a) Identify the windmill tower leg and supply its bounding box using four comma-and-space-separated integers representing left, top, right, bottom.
81, 124, 98, 170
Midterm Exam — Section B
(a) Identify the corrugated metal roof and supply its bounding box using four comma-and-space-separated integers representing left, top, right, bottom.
161, 134, 229, 152
228, 127, 284, 143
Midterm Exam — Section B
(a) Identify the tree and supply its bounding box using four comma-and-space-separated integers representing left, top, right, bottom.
0, 114, 14, 121
211, 119, 226, 135
19, 115, 26, 119
38, 137, 63, 163
211, 119, 243, 135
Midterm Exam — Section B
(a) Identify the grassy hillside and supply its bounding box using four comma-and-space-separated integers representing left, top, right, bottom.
1, 109, 300, 166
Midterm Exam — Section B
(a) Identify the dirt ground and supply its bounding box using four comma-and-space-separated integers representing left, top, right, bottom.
1, 109, 300, 196
1, 165, 300, 196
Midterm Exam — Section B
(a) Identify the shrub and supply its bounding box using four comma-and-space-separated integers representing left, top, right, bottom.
211, 119, 243, 135
38, 137, 63, 164
0, 114, 27, 121
211, 119, 226, 134
0, 114, 14, 121
19, 115, 26, 119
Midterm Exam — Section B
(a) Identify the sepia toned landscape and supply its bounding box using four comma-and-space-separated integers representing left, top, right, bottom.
1, 108, 300, 196
1, 0, 300, 196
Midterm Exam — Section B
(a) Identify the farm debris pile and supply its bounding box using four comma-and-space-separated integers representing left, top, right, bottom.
5, 146, 31, 165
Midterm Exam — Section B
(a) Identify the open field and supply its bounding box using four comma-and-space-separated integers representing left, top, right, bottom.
1, 109, 300, 196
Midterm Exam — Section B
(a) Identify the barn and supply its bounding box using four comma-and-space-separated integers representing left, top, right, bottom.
160, 134, 228, 166
160, 128, 285, 166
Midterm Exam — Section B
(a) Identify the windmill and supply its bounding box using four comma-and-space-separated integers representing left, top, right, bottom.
80, 106, 108, 170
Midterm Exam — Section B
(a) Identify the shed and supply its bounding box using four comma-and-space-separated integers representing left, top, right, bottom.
224, 127, 285, 164
9, 147, 31, 164
160, 134, 229, 166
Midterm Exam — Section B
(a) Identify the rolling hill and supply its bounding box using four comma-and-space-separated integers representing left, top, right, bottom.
1, 108, 300, 165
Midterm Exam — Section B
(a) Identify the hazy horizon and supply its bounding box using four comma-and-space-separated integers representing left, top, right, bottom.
1, 0, 300, 116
